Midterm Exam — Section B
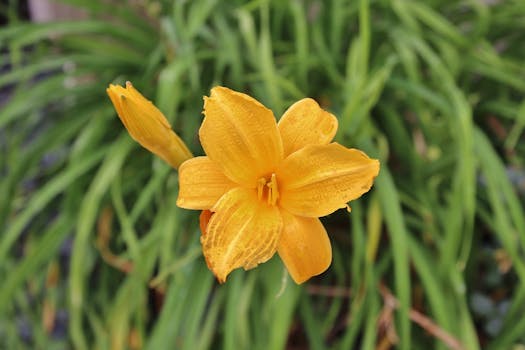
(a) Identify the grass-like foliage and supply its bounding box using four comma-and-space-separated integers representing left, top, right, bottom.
1, 0, 525, 349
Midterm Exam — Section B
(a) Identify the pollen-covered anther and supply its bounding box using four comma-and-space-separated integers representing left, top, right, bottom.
256, 173, 280, 206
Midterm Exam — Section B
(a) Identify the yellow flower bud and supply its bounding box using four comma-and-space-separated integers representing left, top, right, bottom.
106, 82, 193, 169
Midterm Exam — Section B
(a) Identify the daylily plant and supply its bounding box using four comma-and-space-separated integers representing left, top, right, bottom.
107, 83, 380, 284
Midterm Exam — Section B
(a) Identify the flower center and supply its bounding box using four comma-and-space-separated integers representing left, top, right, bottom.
257, 173, 279, 206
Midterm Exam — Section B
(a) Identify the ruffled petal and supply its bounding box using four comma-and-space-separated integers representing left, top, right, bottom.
277, 143, 380, 217
278, 98, 338, 157
200, 87, 283, 186
277, 211, 332, 284
202, 187, 283, 283
176, 157, 236, 210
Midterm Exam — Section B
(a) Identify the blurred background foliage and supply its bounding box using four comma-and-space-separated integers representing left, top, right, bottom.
1, 0, 525, 349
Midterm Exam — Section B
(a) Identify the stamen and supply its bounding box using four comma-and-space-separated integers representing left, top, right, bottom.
257, 178, 267, 200
267, 173, 279, 206
256, 174, 280, 206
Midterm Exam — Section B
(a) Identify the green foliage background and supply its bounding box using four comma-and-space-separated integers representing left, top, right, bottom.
1, 0, 525, 349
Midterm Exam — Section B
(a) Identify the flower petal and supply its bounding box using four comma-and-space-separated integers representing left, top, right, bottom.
202, 187, 283, 283
277, 143, 380, 217
277, 211, 332, 284
278, 98, 338, 157
199, 210, 213, 235
177, 157, 236, 210
107, 82, 192, 169
200, 87, 283, 186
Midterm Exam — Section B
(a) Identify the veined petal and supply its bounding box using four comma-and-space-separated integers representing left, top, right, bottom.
107, 82, 193, 169
177, 157, 236, 210
278, 211, 331, 284
278, 98, 338, 157
200, 87, 283, 186
202, 187, 283, 283
277, 143, 380, 217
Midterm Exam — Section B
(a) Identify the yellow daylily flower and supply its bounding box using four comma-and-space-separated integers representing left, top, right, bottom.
107, 82, 193, 169
177, 87, 380, 284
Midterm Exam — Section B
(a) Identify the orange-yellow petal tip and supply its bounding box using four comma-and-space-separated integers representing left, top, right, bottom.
368, 158, 381, 186
278, 98, 339, 156
106, 82, 192, 169
278, 213, 332, 284
278, 144, 381, 217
